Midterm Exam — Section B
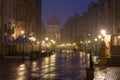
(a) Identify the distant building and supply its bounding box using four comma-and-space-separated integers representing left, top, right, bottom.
47, 16, 61, 43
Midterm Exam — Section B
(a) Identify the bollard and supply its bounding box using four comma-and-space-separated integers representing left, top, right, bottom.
86, 68, 94, 80
86, 50, 94, 80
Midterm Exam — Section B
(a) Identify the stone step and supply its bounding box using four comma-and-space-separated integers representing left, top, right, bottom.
106, 57, 120, 66
111, 46, 120, 55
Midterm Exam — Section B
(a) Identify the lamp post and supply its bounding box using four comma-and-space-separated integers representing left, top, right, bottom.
85, 37, 94, 80
88, 40, 91, 51
37, 41, 40, 51
32, 37, 36, 52
86, 50, 94, 80
21, 30, 25, 62
94, 38, 98, 53
53, 41, 56, 52
98, 35, 102, 59
99, 29, 107, 65
51, 40, 54, 51
101, 29, 106, 39
98, 35, 102, 39
100, 30, 106, 50
100, 29, 106, 48
45, 37, 48, 52
51, 40, 56, 52
80, 41, 83, 51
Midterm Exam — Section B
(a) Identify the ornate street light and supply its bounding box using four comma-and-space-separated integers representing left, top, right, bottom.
37, 41, 40, 51
88, 40, 91, 44
100, 29, 106, 37
21, 30, 25, 35
45, 37, 48, 41
32, 37, 36, 42
80, 41, 83, 44
98, 35, 102, 39
50, 40, 56, 52
94, 38, 98, 42
45, 37, 49, 51
21, 30, 25, 62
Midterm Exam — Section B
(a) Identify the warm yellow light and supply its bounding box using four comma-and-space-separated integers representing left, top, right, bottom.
101, 38, 104, 41
42, 41, 45, 44
88, 40, 91, 43
80, 41, 83, 44
53, 41, 55, 44
51, 40, 54, 42
45, 37, 48, 41
94, 38, 98, 42
61, 44, 65, 47
37, 42, 40, 44
118, 36, 120, 39
98, 35, 102, 39
105, 35, 111, 42
100, 29, 106, 36
33, 37, 36, 42
21, 30, 24, 34
73, 43, 76, 45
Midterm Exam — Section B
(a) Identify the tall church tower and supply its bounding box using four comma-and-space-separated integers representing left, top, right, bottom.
47, 16, 61, 43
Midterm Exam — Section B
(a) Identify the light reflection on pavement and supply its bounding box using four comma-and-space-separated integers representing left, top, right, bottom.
0, 51, 120, 80
0, 52, 87, 80
94, 67, 120, 80
31, 53, 87, 80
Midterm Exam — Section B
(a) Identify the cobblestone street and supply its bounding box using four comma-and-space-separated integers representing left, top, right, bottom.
0, 52, 86, 80
94, 67, 120, 80
0, 52, 120, 80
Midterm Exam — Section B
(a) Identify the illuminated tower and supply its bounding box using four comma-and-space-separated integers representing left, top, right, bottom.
47, 16, 61, 43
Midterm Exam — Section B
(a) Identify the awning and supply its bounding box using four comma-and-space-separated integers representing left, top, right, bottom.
14, 36, 32, 44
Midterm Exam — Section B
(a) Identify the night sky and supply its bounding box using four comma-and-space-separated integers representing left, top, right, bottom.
42, 0, 98, 27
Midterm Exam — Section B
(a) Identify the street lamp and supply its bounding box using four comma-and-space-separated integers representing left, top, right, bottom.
94, 38, 98, 60
100, 29, 106, 47
100, 29, 107, 65
42, 40, 45, 45
21, 30, 25, 62
45, 37, 49, 51
32, 37, 36, 42
94, 38, 98, 42
101, 29, 106, 37
45, 37, 48, 41
53, 41, 56, 52
50, 40, 56, 52
51, 40, 54, 43
21, 30, 25, 35
100, 29, 107, 44
37, 41, 40, 51
37, 41, 40, 44
80, 41, 83, 44
51, 40, 54, 50
98, 35, 102, 39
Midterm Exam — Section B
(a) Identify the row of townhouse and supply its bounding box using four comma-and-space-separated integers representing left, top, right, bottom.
0, 0, 46, 57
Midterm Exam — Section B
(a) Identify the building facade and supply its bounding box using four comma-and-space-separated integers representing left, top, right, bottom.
0, 0, 16, 56
0, 0, 43, 57
47, 16, 61, 43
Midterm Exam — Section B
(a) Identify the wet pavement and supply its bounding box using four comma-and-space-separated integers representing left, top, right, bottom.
0, 52, 120, 80
0, 52, 87, 80
94, 67, 120, 80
